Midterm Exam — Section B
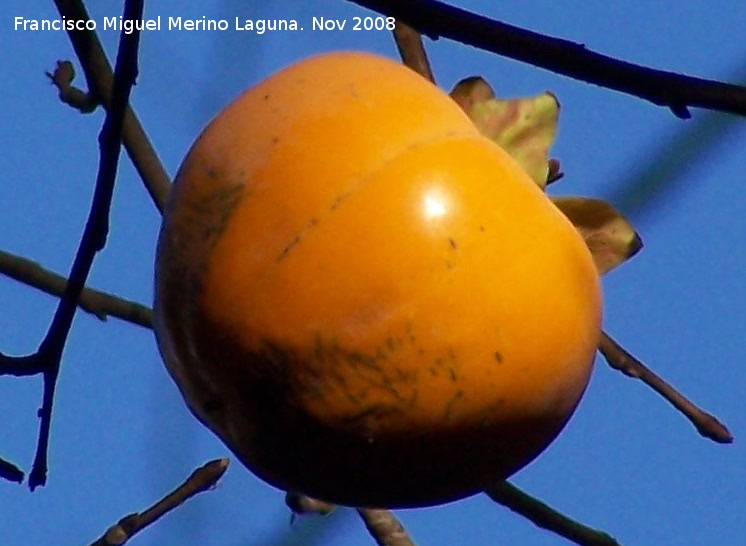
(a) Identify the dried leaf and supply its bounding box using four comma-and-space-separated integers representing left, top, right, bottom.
547, 158, 564, 185
552, 197, 643, 275
450, 77, 559, 188
449, 76, 495, 111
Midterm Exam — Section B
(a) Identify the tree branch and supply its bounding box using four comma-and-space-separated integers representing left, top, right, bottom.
47, 60, 98, 113
0, 249, 153, 330
284, 494, 415, 546
392, 20, 435, 84
0, 0, 143, 489
599, 331, 733, 443
357, 509, 416, 546
88, 459, 229, 546
485, 481, 622, 546
350, 0, 746, 118
0, 456, 24, 484
51, 0, 171, 212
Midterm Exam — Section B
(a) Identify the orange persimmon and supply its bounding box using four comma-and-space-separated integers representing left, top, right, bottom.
153, 51, 602, 508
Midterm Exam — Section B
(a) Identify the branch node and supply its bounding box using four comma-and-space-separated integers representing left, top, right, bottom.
351, 0, 746, 117
47, 60, 99, 113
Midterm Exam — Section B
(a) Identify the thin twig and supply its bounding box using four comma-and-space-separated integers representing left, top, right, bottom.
47, 60, 98, 113
88, 459, 229, 546
0, 457, 24, 484
599, 331, 733, 443
357, 509, 416, 546
392, 20, 435, 83
485, 481, 622, 546
0, 0, 143, 489
51, 0, 171, 212
0, 249, 153, 329
350, 0, 746, 118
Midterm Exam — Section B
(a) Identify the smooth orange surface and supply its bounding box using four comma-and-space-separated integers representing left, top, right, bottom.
154, 51, 603, 508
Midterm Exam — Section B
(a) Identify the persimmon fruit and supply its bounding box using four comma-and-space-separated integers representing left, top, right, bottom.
153, 51, 603, 508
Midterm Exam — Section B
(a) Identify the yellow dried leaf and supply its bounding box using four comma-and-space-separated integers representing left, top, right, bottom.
450, 77, 559, 188
552, 197, 643, 275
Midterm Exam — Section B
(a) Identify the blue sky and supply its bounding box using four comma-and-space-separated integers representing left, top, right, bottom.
2, 1, 745, 545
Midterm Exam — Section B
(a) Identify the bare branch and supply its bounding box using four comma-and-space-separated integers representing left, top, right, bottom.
485, 481, 622, 546
0, 0, 144, 489
88, 459, 229, 546
357, 509, 416, 546
392, 20, 435, 84
546, 158, 564, 185
599, 331, 733, 443
351, 0, 746, 118
51, 0, 171, 212
0, 457, 24, 484
0, 249, 153, 330
47, 60, 98, 113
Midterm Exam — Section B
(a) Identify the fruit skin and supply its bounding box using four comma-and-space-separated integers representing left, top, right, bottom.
153, 51, 603, 508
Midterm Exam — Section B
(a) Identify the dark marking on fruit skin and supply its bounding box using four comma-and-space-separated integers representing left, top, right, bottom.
347, 351, 384, 371
277, 234, 301, 261
385, 336, 404, 353
479, 225, 485, 232
310, 335, 372, 406
348, 361, 406, 403
269, 334, 420, 417
341, 404, 402, 425
275, 211, 325, 262
449, 237, 458, 250
444, 390, 465, 421
430, 357, 443, 377
405, 323, 417, 344
161, 179, 245, 310
309, 335, 419, 407
156, 173, 247, 435
260, 340, 294, 383
274, 191, 348, 263
428, 352, 460, 382
182, 176, 245, 252
330, 193, 350, 210
494, 350, 503, 364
